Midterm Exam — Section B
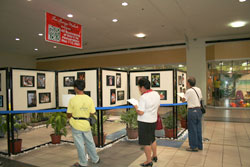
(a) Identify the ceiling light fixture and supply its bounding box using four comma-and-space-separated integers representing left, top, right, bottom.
229, 21, 247, 28
53, 46, 57, 48
135, 33, 146, 38
34, 48, 38, 51
178, 64, 184, 67
27, 0, 32, 2
67, 14, 73, 18
112, 19, 118, 22
38, 33, 43, 36
239, 0, 246, 2
15, 38, 20, 41
122, 2, 128, 6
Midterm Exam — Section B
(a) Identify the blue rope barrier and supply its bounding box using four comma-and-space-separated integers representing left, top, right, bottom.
0, 103, 187, 114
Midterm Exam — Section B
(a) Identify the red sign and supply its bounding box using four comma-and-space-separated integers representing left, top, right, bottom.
45, 12, 82, 49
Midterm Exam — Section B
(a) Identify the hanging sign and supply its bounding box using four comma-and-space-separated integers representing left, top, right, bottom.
45, 12, 82, 49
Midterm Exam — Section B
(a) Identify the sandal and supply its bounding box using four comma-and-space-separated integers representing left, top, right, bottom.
72, 162, 87, 167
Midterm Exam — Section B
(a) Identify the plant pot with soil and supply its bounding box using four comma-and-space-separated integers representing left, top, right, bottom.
163, 114, 176, 138
121, 109, 138, 139
178, 105, 187, 129
91, 115, 108, 147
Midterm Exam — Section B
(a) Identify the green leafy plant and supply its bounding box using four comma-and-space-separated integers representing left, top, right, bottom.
178, 105, 187, 119
120, 109, 138, 129
46, 112, 67, 136
92, 115, 108, 136
163, 114, 174, 129
1, 115, 22, 139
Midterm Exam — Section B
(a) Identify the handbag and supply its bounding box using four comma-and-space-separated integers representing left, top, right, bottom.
192, 88, 206, 114
156, 114, 163, 130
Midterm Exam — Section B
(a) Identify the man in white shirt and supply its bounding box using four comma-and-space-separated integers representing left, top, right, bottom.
182, 77, 203, 152
134, 78, 160, 167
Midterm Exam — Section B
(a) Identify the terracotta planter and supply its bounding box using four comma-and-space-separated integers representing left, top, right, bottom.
181, 118, 187, 129
50, 134, 61, 144
93, 133, 106, 147
164, 128, 177, 138
10, 139, 22, 154
126, 128, 138, 139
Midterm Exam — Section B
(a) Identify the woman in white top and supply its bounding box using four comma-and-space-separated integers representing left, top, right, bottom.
182, 76, 203, 152
133, 78, 160, 167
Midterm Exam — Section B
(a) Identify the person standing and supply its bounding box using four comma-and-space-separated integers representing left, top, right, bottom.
133, 78, 160, 167
182, 77, 203, 152
67, 80, 100, 167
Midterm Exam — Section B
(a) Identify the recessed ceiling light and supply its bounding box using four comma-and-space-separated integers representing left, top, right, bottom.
229, 21, 247, 28
53, 46, 57, 48
27, 0, 32, 1
15, 38, 20, 41
239, 0, 246, 2
38, 33, 43, 36
34, 48, 38, 51
122, 2, 128, 6
112, 19, 118, 23
67, 14, 73, 18
178, 64, 184, 67
135, 33, 146, 38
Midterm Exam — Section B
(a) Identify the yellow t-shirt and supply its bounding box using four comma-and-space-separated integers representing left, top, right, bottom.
67, 95, 96, 131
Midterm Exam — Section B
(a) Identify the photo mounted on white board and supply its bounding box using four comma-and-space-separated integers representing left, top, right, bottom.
37, 73, 46, 89
155, 90, 167, 100
178, 76, 182, 85
117, 90, 124, 100
136, 76, 148, 85
110, 89, 116, 104
107, 75, 115, 86
27, 90, 37, 107
116, 73, 121, 88
21, 75, 35, 87
151, 73, 160, 87
84, 91, 91, 97
39, 92, 51, 104
68, 89, 75, 95
0, 95, 3, 107
64, 76, 75, 87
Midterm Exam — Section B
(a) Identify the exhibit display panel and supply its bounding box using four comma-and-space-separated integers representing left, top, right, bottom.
11, 69, 56, 110
58, 69, 98, 107
130, 70, 174, 104
101, 69, 128, 107
176, 71, 187, 103
0, 68, 7, 111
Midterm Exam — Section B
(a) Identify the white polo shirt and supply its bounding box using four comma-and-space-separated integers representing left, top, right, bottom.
137, 91, 160, 123
185, 87, 202, 108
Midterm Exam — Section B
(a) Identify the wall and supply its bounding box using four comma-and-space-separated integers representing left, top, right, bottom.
36, 48, 186, 70
0, 54, 36, 69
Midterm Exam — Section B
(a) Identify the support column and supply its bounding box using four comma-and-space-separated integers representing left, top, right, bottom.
186, 39, 207, 104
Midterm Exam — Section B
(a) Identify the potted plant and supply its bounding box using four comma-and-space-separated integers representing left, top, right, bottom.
46, 112, 67, 144
92, 115, 108, 147
163, 114, 176, 138
178, 105, 187, 129
120, 108, 138, 139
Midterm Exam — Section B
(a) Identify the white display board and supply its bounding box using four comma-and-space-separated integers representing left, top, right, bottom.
130, 70, 174, 104
0, 69, 7, 111
58, 69, 98, 107
102, 69, 128, 107
177, 71, 187, 103
12, 69, 56, 110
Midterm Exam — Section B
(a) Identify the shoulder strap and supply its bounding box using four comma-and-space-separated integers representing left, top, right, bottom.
191, 88, 200, 100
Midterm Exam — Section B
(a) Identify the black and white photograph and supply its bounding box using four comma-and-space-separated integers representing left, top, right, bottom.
27, 90, 37, 107
156, 90, 167, 100
64, 76, 75, 87
136, 76, 149, 85
151, 73, 160, 87
116, 73, 121, 88
106, 75, 115, 86
39, 92, 51, 104
0, 95, 3, 107
110, 89, 116, 104
77, 72, 85, 81
21, 75, 35, 87
68, 89, 75, 95
178, 76, 182, 85
117, 90, 124, 101
37, 73, 46, 89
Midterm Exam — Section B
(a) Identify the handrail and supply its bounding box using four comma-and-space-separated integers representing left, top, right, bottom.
0, 103, 187, 114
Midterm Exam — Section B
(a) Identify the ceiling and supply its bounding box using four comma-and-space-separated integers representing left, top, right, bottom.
0, 0, 250, 59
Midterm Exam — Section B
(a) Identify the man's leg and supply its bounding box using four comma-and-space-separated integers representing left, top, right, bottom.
72, 127, 88, 166
187, 111, 198, 150
82, 131, 99, 163
197, 112, 203, 150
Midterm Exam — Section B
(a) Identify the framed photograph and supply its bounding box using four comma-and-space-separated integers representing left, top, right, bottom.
117, 90, 124, 101
180, 87, 183, 93
156, 90, 167, 100
39, 92, 51, 104
183, 88, 186, 93
0, 95, 3, 107
151, 73, 160, 87
136, 76, 149, 85
110, 89, 116, 105
64, 76, 75, 87
178, 76, 182, 85
68, 89, 75, 95
21, 75, 35, 87
37, 73, 46, 89
84, 91, 91, 97
116, 73, 121, 88
106, 75, 115, 86
27, 90, 37, 107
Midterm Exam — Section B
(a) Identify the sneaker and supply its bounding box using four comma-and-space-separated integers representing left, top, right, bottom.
94, 158, 100, 164
186, 147, 198, 152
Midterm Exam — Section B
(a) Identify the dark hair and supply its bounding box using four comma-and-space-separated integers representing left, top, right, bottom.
74, 80, 85, 91
187, 77, 196, 87
138, 78, 151, 89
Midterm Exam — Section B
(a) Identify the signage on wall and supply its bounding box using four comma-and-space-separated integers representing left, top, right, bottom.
45, 12, 82, 49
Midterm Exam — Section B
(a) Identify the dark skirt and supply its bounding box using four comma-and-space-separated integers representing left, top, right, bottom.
138, 121, 156, 145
